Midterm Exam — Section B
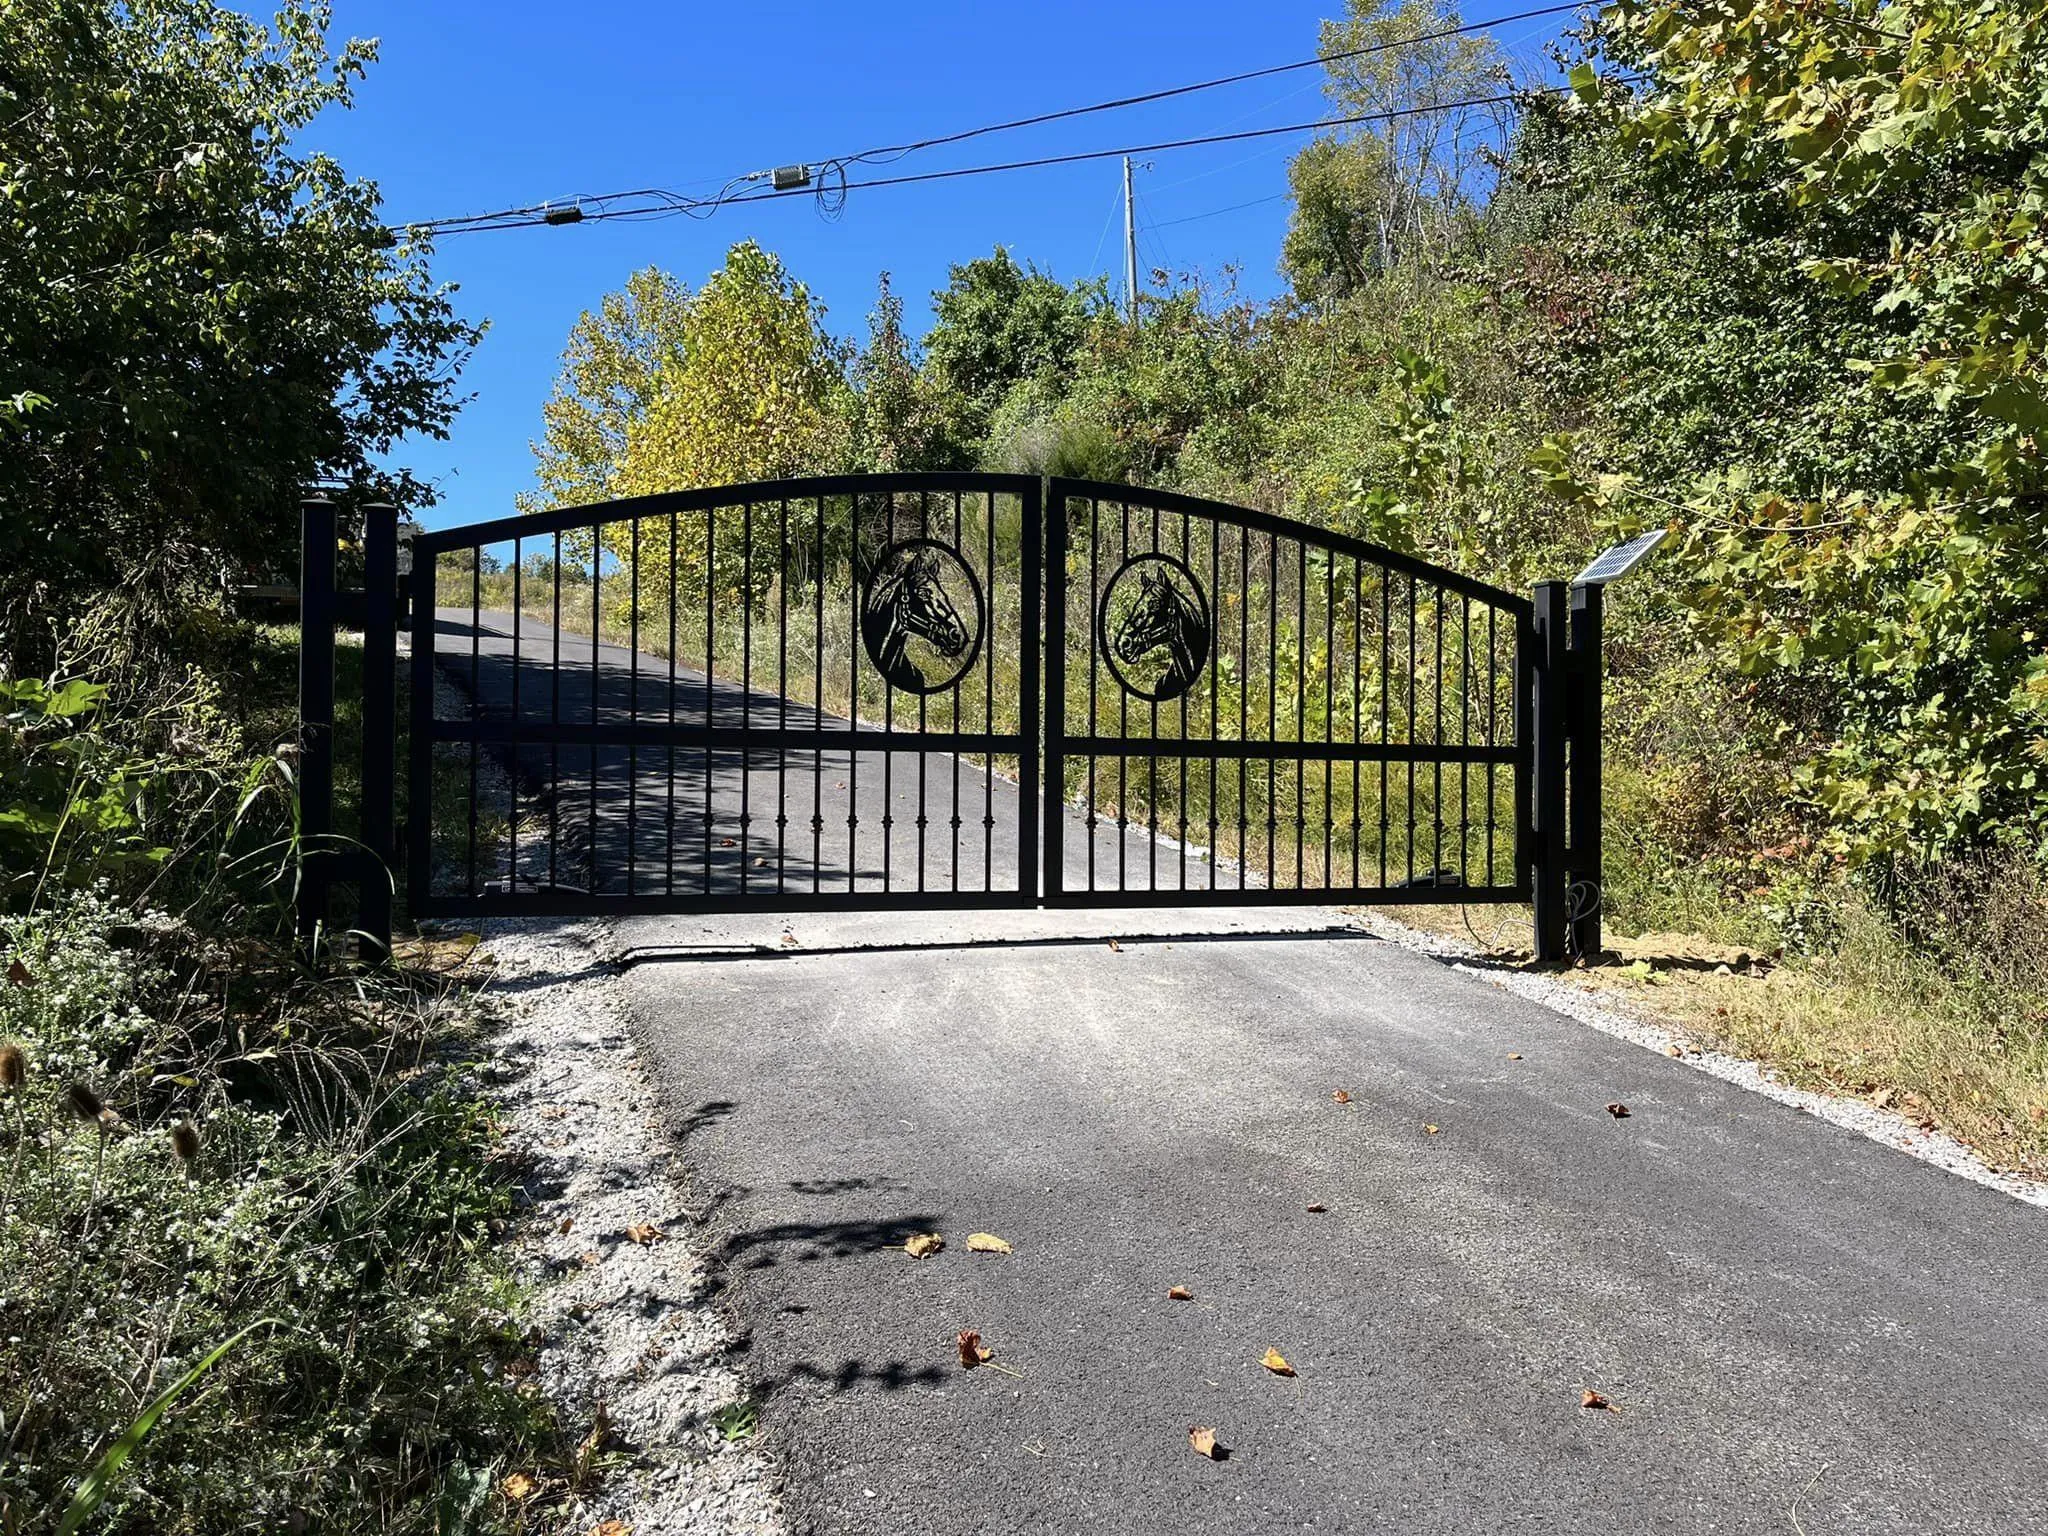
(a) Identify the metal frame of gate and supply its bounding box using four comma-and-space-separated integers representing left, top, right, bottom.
296, 474, 1601, 964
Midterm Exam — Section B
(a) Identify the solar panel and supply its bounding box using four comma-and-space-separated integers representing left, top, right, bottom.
1573, 528, 1668, 587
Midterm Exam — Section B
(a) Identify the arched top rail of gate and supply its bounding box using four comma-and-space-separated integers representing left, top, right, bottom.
1046, 478, 1531, 619
410, 471, 1043, 557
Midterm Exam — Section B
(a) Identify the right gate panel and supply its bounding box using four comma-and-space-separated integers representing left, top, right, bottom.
1044, 480, 1533, 906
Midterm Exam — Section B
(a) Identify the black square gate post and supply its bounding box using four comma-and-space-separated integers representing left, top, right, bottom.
1566, 581, 1604, 961
357, 503, 399, 960
297, 494, 337, 956
1530, 580, 1571, 962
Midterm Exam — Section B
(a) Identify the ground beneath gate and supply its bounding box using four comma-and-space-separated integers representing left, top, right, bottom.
610, 904, 2046, 1536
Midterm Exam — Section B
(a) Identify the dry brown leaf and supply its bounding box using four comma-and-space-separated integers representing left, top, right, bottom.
1663, 1044, 1684, 1058
956, 1328, 993, 1368
1332, 1089, 1352, 1104
966, 1232, 1012, 1254
779, 931, 799, 948
625, 1222, 663, 1245
1106, 937, 1123, 953
1870, 1087, 1898, 1110
1304, 1202, 1327, 1213
1581, 1389, 1619, 1413
1260, 1347, 1296, 1377
1188, 1425, 1223, 1460
1167, 1285, 1194, 1301
1423, 1123, 1441, 1135
904, 1232, 944, 1259
557, 1216, 574, 1236
588, 1522, 631, 1536
577, 1249, 602, 1268
1507, 1052, 1523, 1060
500, 1472, 538, 1502
5, 959, 29, 987
2029, 1105, 2045, 1124
1605, 1102, 1631, 1119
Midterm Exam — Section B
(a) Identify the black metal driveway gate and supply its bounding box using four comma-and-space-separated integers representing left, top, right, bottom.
300, 473, 1600, 963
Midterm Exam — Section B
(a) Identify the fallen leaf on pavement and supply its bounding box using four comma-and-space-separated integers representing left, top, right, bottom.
589, 1522, 631, 1536
1106, 937, 1123, 952
966, 1232, 1013, 1254
558, 1216, 574, 1235
625, 1222, 663, 1245
1507, 1052, 1522, 1060
1581, 1389, 1619, 1413
1870, 1087, 1897, 1109
1664, 1044, 1684, 1057
1304, 1203, 1327, 1213
904, 1232, 944, 1259
779, 931, 798, 948
576, 1250, 602, 1268
1260, 1348, 1296, 1377
957, 1328, 993, 1367
1167, 1285, 1194, 1301
1423, 1124, 1441, 1135
1605, 1102, 1631, 1119
718, 837, 737, 847
1188, 1426, 1224, 1460
500, 1472, 538, 1501
1332, 1089, 1352, 1104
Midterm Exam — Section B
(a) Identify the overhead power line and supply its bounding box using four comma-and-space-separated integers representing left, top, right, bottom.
395, 2, 1580, 237
412, 87, 1542, 238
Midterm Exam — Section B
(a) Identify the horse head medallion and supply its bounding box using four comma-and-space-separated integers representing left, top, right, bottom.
1099, 553, 1211, 703
860, 539, 984, 695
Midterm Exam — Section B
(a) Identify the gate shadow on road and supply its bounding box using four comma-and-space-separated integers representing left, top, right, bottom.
617, 923, 1382, 967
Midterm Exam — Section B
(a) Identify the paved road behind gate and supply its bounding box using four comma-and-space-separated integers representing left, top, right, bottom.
433, 608, 2048, 1534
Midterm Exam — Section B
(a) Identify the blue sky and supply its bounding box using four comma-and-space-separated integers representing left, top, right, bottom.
312, 2, 1571, 528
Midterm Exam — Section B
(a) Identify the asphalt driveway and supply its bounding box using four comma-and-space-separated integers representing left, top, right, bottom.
433, 606, 2048, 1534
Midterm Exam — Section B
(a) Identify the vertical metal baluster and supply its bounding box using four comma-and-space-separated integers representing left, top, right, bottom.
813, 497, 826, 892
1379, 567, 1391, 889
704, 507, 715, 894
1146, 502, 1158, 893
1266, 531, 1278, 891
588, 526, 600, 895
740, 501, 752, 895
1238, 520, 1249, 892
882, 496, 894, 893
511, 539, 521, 892
1087, 497, 1099, 893
1407, 574, 1418, 885
1176, 508, 1190, 892
847, 497, 860, 894
551, 530, 561, 891
468, 549, 481, 896
1351, 558, 1363, 889
1117, 498, 1129, 893
1296, 539, 1306, 889
950, 490, 962, 891
983, 489, 996, 892
915, 492, 929, 893
777, 497, 789, 894
628, 518, 639, 897
1486, 604, 1498, 888
668, 513, 678, 895
1460, 595, 1472, 889
1433, 582, 1445, 883
1207, 513, 1220, 891
1323, 542, 1334, 887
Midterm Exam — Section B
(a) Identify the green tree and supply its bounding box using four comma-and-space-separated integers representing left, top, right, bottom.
1282, 0, 1512, 300
847, 273, 947, 472
923, 248, 1103, 457
1544, 0, 2048, 863
0, 0, 479, 642
519, 265, 690, 514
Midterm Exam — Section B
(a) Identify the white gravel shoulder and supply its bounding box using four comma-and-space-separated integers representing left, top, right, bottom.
479, 916, 788, 1536
1350, 908, 2048, 1211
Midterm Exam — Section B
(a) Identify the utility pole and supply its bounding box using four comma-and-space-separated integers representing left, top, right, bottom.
1122, 155, 1139, 326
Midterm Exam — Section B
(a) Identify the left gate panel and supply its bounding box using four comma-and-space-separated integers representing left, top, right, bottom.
406, 475, 1041, 918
